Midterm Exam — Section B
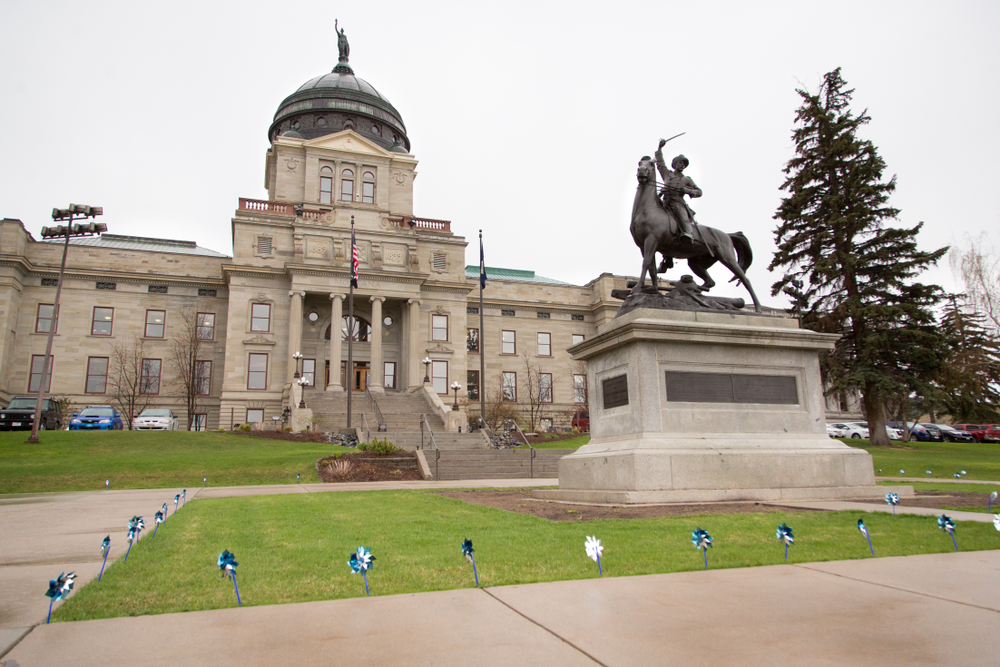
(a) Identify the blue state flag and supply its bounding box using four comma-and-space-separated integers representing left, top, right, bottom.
479, 236, 487, 288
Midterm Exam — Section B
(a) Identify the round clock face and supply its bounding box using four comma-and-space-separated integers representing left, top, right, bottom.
383, 316, 393, 327
308, 311, 319, 322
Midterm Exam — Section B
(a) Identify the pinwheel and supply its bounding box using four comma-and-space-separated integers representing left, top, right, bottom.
989, 491, 998, 513
44, 572, 76, 623
182, 489, 186, 508
98, 536, 111, 581
885, 493, 900, 515
203, 476, 207, 486
692, 528, 712, 568
994, 515, 1000, 531
926, 471, 932, 476
938, 515, 958, 551
124, 516, 143, 562
776, 524, 794, 560
961, 470, 967, 476
105, 479, 109, 489
152, 511, 164, 538
584, 535, 604, 576
954, 473, 961, 479
174, 494, 180, 513
899, 470, 905, 476
217, 550, 241, 605
857, 519, 874, 555
462, 539, 479, 586
348, 546, 376, 595
296, 473, 301, 484
161, 502, 169, 520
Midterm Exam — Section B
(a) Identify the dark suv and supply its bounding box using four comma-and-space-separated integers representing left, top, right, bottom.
0, 397, 62, 431
572, 408, 590, 433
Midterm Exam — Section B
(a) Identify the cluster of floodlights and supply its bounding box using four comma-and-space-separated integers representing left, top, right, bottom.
41, 205, 106, 238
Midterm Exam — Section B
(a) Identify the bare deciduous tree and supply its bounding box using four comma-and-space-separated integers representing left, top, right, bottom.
520, 352, 553, 433
168, 309, 209, 430
107, 333, 151, 429
950, 232, 1000, 333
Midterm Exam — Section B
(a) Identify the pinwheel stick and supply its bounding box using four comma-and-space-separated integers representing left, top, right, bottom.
99, 550, 109, 581
152, 524, 159, 539
597, 553, 603, 576
124, 540, 133, 563
471, 554, 479, 587
949, 532, 959, 552
363, 570, 370, 595
864, 532, 874, 556
703, 547, 708, 568
784, 543, 789, 561
47, 599, 54, 624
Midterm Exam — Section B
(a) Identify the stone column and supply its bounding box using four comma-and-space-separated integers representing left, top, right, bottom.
408, 298, 421, 389
287, 290, 305, 385
327, 293, 345, 392
369, 296, 385, 393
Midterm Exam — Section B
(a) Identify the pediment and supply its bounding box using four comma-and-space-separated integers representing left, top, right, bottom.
304, 130, 391, 157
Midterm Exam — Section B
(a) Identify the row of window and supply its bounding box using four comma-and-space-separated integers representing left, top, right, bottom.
494, 372, 588, 404
319, 166, 376, 205
28, 355, 212, 395
466, 329, 585, 355
35, 306, 216, 340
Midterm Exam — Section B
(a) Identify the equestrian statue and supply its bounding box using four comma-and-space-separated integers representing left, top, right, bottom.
628, 136, 762, 312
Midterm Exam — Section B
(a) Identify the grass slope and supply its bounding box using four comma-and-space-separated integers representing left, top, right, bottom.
55, 490, 1000, 622
846, 439, 1000, 481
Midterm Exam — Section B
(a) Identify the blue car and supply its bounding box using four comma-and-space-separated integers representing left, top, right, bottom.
69, 406, 124, 430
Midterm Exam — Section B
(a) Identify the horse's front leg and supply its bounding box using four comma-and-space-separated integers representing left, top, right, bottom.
632, 235, 660, 295
688, 256, 717, 291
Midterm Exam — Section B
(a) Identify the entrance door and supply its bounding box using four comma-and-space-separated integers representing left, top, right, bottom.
354, 364, 369, 392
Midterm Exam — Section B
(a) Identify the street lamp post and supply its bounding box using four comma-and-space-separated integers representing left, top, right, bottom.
450, 381, 461, 410
292, 351, 303, 379
297, 377, 308, 409
26, 205, 105, 444
422, 357, 432, 384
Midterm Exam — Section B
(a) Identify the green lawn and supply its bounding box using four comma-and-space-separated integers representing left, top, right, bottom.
55, 489, 1000, 622
845, 439, 1000, 482
523, 435, 590, 449
0, 431, 338, 493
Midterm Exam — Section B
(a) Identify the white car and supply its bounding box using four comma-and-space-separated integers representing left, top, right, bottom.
132, 409, 178, 430
848, 421, 902, 440
826, 424, 848, 438
830, 422, 868, 439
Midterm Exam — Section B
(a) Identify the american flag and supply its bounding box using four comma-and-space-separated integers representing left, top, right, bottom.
350, 225, 359, 288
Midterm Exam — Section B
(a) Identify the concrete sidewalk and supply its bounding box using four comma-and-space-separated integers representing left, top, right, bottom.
3, 551, 999, 666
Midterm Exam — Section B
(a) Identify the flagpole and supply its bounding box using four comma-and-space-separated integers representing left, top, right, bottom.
347, 215, 355, 430
479, 230, 486, 424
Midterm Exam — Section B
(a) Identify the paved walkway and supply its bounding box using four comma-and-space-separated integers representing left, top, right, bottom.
2, 481, 999, 665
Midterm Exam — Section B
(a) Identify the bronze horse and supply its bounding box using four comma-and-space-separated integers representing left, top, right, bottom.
629, 156, 761, 312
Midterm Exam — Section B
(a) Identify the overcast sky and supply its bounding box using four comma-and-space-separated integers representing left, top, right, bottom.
2, 0, 997, 307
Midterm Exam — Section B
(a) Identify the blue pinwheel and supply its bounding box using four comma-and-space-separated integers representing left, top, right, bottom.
776, 524, 794, 560
124, 516, 143, 562
152, 511, 164, 538
348, 546, 376, 595
585, 535, 604, 576
161, 502, 169, 519
174, 494, 180, 513
989, 491, 997, 513
885, 493, 900, 515
938, 515, 958, 551
45, 572, 76, 623
692, 528, 713, 568
926, 470, 932, 476
462, 539, 479, 586
218, 550, 241, 605
182, 489, 186, 508
98, 536, 111, 581
857, 519, 874, 556
900, 470, 905, 476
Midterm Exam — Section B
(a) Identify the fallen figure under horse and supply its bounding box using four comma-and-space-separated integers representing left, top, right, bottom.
628, 154, 762, 312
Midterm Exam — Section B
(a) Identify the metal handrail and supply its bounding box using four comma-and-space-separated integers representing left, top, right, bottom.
478, 417, 495, 444
360, 412, 370, 444
505, 419, 536, 479
420, 414, 441, 480
365, 386, 386, 430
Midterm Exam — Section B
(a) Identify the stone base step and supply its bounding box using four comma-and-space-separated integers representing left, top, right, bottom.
423, 449, 570, 480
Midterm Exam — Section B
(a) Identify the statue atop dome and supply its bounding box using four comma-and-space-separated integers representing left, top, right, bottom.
335, 20, 350, 62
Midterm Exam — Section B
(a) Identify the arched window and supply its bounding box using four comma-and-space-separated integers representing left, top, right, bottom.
325, 316, 371, 342
320, 165, 333, 204
341, 168, 354, 202
362, 170, 376, 204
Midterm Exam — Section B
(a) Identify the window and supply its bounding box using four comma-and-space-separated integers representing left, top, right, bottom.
501, 309, 515, 317
140, 359, 161, 394
539, 373, 552, 403
574, 374, 588, 403
198, 288, 218, 297
148, 285, 168, 294
340, 316, 371, 341
29, 355, 52, 392
320, 165, 333, 204
432, 315, 448, 341
467, 328, 479, 353
248, 353, 268, 390
467, 370, 480, 401
432, 360, 448, 395
36, 304, 55, 333
383, 362, 396, 390
196, 313, 215, 340
501, 330, 516, 355
195, 360, 212, 395
572, 334, 585, 346
246, 409, 264, 424
537, 312, 550, 319
145, 310, 166, 338
96, 282, 117, 291
502, 371, 517, 402
362, 170, 375, 204
41, 278, 58, 287
91, 307, 114, 336
191, 414, 207, 431
467, 307, 479, 314
537, 332, 551, 356
571, 314, 585, 322
256, 236, 273, 254
341, 168, 354, 202
302, 359, 316, 387
250, 303, 271, 332
85, 357, 108, 394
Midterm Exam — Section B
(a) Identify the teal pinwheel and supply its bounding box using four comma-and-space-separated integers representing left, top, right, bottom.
44, 572, 75, 623
857, 519, 874, 555
462, 539, 479, 586
885, 493, 899, 515
692, 528, 712, 568
937, 515, 958, 551
348, 546, 376, 595
217, 550, 241, 605
152, 511, 164, 538
776, 523, 794, 560
98, 536, 111, 581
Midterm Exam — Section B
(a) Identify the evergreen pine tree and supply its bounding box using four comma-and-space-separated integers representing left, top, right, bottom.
933, 297, 1000, 423
769, 68, 947, 446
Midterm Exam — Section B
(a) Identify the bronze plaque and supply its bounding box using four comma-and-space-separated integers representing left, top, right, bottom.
666, 371, 798, 405
602, 375, 629, 409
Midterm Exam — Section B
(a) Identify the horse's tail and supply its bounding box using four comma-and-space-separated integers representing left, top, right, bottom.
730, 232, 753, 272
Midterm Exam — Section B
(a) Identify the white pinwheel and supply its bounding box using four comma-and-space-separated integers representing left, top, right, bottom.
584, 535, 603, 562
994, 514, 1000, 531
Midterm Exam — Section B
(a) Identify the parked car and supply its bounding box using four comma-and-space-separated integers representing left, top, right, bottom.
951, 424, 998, 443
828, 422, 868, 439
0, 397, 62, 431
922, 423, 975, 443
849, 422, 903, 440
571, 408, 590, 433
132, 409, 178, 431
982, 425, 1000, 442
885, 421, 936, 442
826, 423, 847, 438
69, 406, 124, 431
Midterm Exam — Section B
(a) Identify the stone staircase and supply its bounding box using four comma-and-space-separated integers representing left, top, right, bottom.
425, 449, 568, 480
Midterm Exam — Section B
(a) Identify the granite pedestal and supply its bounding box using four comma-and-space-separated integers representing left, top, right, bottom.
535, 308, 906, 504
